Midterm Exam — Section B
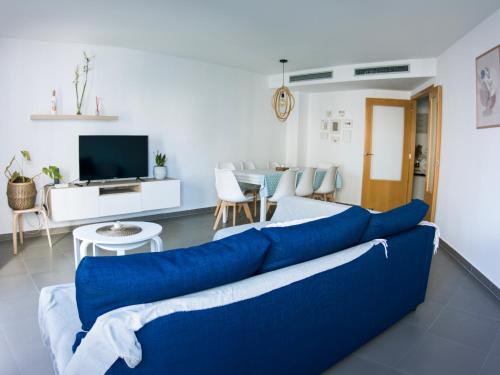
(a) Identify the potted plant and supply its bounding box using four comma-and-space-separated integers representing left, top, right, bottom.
42, 166, 63, 185
4, 151, 38, 210
153, 151, 168, 180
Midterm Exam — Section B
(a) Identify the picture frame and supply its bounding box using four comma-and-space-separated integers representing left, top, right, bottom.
342, 119, 353, 129
330, 134, 341, 144
320, 119, 329, 131
476, 45, 500, 129
330, 119, 340, 133
342, 129, 352, 144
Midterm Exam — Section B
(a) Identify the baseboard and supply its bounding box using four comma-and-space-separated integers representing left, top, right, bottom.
440, 239, 500, 300
0, 206, 216, 242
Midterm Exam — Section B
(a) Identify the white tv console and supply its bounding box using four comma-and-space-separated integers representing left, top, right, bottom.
46, 178, 180, 222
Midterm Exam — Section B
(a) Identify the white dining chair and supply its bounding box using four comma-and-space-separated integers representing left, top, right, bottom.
214, 162, 235, 217
313, 166, 338, 202
213, 169, 255, 230
317, 162, 334, 169
266, 170, 297, 215
295, 167, 316, 198
268, 161, 281, 170
243, 161, 256, 170
218, 161, 237, 170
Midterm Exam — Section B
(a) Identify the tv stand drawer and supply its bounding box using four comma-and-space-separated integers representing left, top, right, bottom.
100, 193, 142, 217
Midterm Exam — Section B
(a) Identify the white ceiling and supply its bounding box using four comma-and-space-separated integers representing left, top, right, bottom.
1, 0, 499, 74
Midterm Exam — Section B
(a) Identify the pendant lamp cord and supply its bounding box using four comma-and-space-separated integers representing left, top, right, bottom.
282, 62, 285, 86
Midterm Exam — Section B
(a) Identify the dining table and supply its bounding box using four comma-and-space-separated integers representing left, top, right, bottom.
231, 167, 343, 222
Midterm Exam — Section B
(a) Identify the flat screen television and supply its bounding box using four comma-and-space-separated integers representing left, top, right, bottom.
79, 135, 148, 181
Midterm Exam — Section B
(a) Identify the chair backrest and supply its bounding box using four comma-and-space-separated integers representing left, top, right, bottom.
317, 162, 334, 169
268, 161, 281, 169
270, 170, 297, 202
218, 161, 237, 170
214, 168, 246, 202
295, 167, 316, 197
315, 166, 338, 194
243, 161, 256, 170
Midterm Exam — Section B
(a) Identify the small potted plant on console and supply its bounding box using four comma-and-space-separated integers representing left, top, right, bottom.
153, 151, 168, 180
42, 165, 63, 185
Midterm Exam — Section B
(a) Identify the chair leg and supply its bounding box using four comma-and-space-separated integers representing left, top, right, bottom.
253, 192, 258, 217
12, 213, 19, 255
40, 209, 52, 248
242, 203, 254, 224
266, 201, 276, 218
213, 201, 225, 230
232, 203, 237, 226
214, 199, 221, 217
18, 214, 24, 245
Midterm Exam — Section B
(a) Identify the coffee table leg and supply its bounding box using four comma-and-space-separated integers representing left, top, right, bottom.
79, 241, 91, 264
151, 236, 163, 252
73, 237, 80, 269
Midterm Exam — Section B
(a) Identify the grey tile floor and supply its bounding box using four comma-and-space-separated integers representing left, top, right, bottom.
0, 212, 498, 374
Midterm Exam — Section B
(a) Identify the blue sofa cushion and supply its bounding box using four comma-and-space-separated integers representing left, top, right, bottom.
75, 228, 270, 332
259, 206, 370, 273
360, 199, 429, 243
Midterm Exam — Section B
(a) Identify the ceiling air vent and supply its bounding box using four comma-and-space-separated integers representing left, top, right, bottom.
354, 64, 409, 76
289, 71, 333, 83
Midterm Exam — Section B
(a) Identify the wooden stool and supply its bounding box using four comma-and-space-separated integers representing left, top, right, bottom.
12, 206, 52, 255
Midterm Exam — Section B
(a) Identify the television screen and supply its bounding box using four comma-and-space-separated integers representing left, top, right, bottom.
79, 135, 148, 181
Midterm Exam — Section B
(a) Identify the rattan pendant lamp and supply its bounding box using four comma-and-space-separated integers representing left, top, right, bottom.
272, 59, 295, 122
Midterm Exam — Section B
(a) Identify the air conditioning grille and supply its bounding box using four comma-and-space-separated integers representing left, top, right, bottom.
354, 65, 409, 76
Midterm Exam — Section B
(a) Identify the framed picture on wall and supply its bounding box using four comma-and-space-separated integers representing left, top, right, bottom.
320, 120, 329, 131
330, 119, 340, 133
342, 119, 353, 129
330, 134, 341, 144
476, 45, 500, 129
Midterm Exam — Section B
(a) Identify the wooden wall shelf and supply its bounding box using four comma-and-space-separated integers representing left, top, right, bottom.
30, 114, 119, 121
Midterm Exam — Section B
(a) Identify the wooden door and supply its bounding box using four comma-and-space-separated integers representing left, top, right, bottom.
423, 86, 442, 221
361, 98, 413, 211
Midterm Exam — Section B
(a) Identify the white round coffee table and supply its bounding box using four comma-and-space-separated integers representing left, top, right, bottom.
72, 221, 163, 268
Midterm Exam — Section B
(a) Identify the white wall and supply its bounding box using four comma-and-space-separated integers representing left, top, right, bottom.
0, 38, 285, 235
288, 89, 410, 205
434, 9, 500, 287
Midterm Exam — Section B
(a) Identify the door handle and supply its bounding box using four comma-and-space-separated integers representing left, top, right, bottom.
365, 153, 374, 156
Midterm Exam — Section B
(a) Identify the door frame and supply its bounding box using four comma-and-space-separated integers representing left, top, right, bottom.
410, 85, 442, 221
361, 98, 414, 211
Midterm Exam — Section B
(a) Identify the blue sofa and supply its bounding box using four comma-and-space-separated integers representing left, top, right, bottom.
39, 197, 437, 375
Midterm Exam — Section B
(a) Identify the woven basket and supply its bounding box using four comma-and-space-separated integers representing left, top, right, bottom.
6, 180, 37, 210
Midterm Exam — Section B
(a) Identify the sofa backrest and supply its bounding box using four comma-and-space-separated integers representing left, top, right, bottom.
213, 197, 349, 241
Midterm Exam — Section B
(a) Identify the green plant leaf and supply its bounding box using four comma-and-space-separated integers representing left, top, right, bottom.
20, 150, 31, 161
